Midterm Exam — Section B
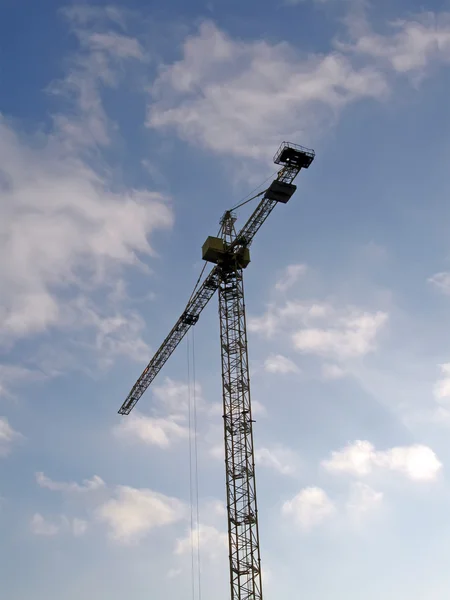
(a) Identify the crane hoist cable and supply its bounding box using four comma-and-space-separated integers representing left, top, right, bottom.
192, 327, 202, 600
187, 330, 202, 600
186, 334, 196, 600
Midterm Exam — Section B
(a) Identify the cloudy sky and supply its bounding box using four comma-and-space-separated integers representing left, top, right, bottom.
2, 0, 450, 598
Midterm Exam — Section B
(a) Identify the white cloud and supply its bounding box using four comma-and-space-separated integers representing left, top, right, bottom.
250, 299, 387, 359
209, 444, 224, 460
36, 472, 186, 544
30, 513, 89, 537
0, 118, 172, 345
293, 310, 387, 359
71, 518, 89, 537
282, 487, 335, 529
147, 21, 387, 161
114, 414, 189, 448
341, 12, 450, 75
255, 445, 299, 475
83, 32, 145, 60
275, 264, 307, 293
0, 364, 46, 398
322, 363, 346, 379
429, 272, 450, 295
51, 10, 146, 150
249, 300, 332, 339
346, 482, 383, 519
175, 524, 227, 558
252, 400, 268, 417
36, 472, 105, 493
434, 363, 450, 402
61, 5, 129, 30
167, 568, 182, 579
0, 417, 22, 457
31, 514, 60, 537
264, 354, 299, 374
97, 486, 185, 543
114, 377, 210, 448
153, 377, 204, 417
322, 440, 442, 482
0, 9, 173, 373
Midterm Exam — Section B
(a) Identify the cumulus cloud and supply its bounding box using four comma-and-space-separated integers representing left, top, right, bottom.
255, 445, 299, 476
346, 482, 383, 519
264, 354, 299, 374
282, 487, 335, 529
0, 417, 22, 457
250, 299, 387, 359
97, 486, 185, 543
35, 472, 186, 544
175, 524, 227, 558
114, 414, 189, 448
249, 300, 332, 339
147, 21, 387, 161
114, 377, 211, 448
275, 264, 307, 293
293, 311, 387, 359
322, 440, 442, 481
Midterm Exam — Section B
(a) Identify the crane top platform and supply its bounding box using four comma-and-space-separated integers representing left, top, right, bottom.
274, 141, 315, 170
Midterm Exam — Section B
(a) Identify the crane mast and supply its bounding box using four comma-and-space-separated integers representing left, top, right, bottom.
118, 142, 315, 600
218, 210, 262, 600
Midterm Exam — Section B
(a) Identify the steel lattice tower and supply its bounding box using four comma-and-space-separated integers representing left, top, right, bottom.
118, 142, 315, 600
218, 211, 262, 600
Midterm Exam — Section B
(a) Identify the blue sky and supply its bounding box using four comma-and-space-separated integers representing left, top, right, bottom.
2, 0, 450, 598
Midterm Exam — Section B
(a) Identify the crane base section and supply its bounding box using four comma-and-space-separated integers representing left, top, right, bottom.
202, 236, 251, 269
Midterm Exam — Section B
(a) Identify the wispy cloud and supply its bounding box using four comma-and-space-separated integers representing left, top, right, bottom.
275, 264, 307, 293
0, 9, 172, 373
147, 21, 387, 161
0, 417, 22, 457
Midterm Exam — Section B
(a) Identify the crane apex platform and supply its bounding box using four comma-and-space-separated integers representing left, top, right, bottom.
274, 141, 315, 170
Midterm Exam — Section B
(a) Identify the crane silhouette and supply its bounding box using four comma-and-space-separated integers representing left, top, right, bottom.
119, 142, 315, 600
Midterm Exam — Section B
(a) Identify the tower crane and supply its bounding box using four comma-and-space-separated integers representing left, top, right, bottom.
118, 142, 315, 600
